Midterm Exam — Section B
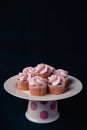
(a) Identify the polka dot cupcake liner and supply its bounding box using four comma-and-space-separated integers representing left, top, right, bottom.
25, 100, 60, 123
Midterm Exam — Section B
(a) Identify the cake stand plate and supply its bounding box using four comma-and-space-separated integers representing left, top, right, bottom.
4, 75, 82, 123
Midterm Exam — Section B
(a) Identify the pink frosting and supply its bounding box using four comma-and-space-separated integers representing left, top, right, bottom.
29, 76, 47, 87
48, 75, 65, 87
17, 72, 28, 82
34, 63, 55, 76
54, 69, 68, 78
22, 67, 34, 75
27, 73, 33, 82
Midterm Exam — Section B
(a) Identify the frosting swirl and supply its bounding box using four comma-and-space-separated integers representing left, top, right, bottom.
22, 67, 34, 74
29, 76, 47, 87
17, 72, 28, 82
34, 63, 55, 77
54, 69, 68, 78
48, 75, 65, 87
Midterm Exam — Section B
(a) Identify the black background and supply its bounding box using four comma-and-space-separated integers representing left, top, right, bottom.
0, 0, 87, 130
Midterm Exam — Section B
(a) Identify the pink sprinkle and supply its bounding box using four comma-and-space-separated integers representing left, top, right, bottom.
50, 101, 56, 110
40, 111, 49, 120
30, 101, 38, 110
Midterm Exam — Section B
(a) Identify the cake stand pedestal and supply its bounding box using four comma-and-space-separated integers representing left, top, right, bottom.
4, 75, 82, 124
25, 100, 59, 123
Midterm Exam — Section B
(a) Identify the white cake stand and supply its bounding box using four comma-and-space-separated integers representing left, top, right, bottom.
4, 75, 82, 124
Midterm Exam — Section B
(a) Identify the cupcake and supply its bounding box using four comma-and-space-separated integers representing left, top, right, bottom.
54, 69, 69, 87
48, 75, 65, 95
34, 63, 55, 78
16, 72, 29, 90
29, 76, 47, 96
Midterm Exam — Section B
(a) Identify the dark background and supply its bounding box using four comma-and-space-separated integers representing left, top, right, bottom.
0, 0, 87, 130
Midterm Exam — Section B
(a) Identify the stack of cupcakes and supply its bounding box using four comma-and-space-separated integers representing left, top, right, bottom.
16, 63, 69, 96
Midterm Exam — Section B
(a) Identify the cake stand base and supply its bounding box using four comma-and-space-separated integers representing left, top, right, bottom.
25, 100, 60, 123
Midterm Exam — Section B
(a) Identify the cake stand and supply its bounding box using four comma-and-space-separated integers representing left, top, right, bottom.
4, 75, 82, 123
